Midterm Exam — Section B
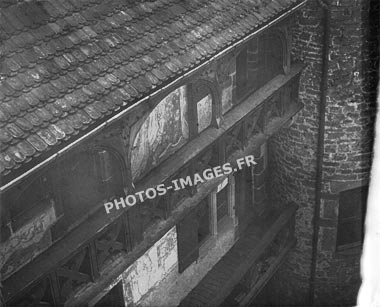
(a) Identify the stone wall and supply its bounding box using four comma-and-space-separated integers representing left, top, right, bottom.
261, 0, 378, 305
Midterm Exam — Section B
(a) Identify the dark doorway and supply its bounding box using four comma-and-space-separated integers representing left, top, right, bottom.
235, 167, 254, 235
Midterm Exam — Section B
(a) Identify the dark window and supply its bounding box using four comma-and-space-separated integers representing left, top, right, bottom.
236, 47, 249, 100
125, 205, 144, 250
94, 282, 125, 307
59, 150, 123, 219
337, 186, 368, 250
52, 148, 125, 239
6, 175, 54, 231
258, 34, 284, 86
177, 210, 199, 273
236, 34, 285, 101
197, 198, 210, 244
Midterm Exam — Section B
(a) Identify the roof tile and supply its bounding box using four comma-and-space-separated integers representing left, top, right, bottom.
13, 96, 30, 112
45, 103, 63, 119
67, 32, 82, 45
0, 0, 303, 180
151, 68, 166, 81
53, 56, 71, 70
2, 101, 20, 117
87, 80, 106, 95
0, 12, 16, 35
41, 1, 63, 18
66, 70, 85, 85
0, 153, 16, 170
1, 39, 19, 56
4, 9, 24, 32
0, 81, 15, 97
27, 134, 48, 152
48, 124, 66, 140
17, 140, 36, 158
76, 67, 92, 81
84, 105, 102, 120
31, 25, 55, 41
0, 108, 10, 123
58, 74, 77, 90
24, 112, 44, 127
3, 57, 21, 73
97, 76, 113, 89
109, 88, 129, 105
0, 128, 12, 143
6, 123, 24, 139
29, 87, 49, 104
7, 146, 26, 163
145, 71, 159, 87
55, 118, 75, 135
37, 128, 58, 146
15, 117, 34, 132
103, 96, 117, 111
55, 98, 73, 113
21, 48, 39, 64
67, 113, 84, 129
65, 92, 81, 108
122, 83, 139, 98
35, 107, 54, 123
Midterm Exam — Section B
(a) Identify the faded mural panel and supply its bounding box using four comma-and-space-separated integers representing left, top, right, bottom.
121, 226, 178, 305
131, 86, 189, 180
0, 200, 56, 279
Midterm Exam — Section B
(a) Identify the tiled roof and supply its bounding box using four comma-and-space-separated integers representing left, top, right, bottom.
0, 0, 303, 183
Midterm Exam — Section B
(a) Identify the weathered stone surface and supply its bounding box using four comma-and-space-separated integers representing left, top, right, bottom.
261, 0, 378, 305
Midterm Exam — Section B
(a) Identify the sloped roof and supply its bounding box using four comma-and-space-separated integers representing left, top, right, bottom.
0, 0, 303, 185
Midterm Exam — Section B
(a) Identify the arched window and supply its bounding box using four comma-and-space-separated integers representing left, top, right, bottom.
131, 85, 189, 180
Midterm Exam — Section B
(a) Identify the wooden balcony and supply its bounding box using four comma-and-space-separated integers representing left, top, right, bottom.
1, 64, 303, 306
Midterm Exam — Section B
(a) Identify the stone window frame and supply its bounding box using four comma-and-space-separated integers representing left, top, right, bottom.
331, 179, 369, 256
336, 185, 368, 252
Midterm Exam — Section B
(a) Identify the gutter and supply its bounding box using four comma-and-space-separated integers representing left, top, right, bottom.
309, 0, 331, 305
0, 0, 308, 192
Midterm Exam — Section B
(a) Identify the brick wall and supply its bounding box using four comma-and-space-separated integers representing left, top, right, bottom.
259, 0, 378, 305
